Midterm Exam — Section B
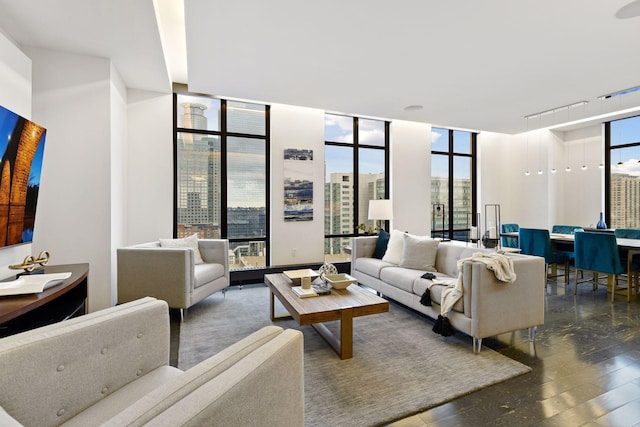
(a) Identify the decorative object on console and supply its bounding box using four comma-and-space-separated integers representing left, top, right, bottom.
431, 203, 446, 239
467, 212, 481, 247
9, 250, 50, 274
483, 204, 501, 249
596, 212, 607, 229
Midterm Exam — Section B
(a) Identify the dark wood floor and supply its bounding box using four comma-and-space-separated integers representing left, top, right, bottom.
389, 273, 640, 427
169, 272, 640, 427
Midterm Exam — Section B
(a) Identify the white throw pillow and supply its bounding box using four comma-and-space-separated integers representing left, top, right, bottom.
381, 230, 406, 265
399, 233, 439, 271
159, 233, 205, 265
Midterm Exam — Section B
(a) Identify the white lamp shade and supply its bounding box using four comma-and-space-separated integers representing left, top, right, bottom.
368, 199, 393, 220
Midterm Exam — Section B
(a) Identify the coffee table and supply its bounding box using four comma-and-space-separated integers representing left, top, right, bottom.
264, 273, 389, 359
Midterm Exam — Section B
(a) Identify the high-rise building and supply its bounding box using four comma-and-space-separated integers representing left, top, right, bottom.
177, 103, 221, 237
610, 173, 640, 228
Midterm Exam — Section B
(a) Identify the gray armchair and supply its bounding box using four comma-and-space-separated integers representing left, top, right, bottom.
117, 239, 230, 317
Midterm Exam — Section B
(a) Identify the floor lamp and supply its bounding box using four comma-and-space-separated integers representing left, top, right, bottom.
368, 199, 393, 231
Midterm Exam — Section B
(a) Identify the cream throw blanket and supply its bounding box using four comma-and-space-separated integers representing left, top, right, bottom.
437, 252, 516, 315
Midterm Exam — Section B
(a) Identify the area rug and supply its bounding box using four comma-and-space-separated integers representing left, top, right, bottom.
178, 285, 531, 427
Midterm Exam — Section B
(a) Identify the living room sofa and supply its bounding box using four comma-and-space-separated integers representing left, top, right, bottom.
0, 297, 304, 426
351, 234, 546, 352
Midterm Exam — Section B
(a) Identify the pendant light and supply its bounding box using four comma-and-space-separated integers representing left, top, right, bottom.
581, 103, 587, 170
537, 115, 543, 175
565, 107, 571, 172
525, 117, 530, 176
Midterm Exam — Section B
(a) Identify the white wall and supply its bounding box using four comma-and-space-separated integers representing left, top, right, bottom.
559, 125, 604, 227
0, 31, 34, 279
26, 47, 116, 311
270, 104, 325, 265
110, 63, 127, 305
125, 89, 173, 244
478, 125, 604, 230
390, 120, 431, 235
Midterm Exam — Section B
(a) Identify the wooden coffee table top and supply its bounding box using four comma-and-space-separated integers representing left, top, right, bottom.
264, 273, 389, 326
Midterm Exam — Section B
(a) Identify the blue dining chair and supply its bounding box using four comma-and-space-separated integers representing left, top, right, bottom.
551, 225, 582, 235
573, 231, 625, 302
614, 228, 640, 239
501, 223, 519, 248
519, 228, 573, 285
613, 228, 640, 301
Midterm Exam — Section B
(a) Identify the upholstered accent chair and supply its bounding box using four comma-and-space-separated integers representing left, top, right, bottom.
117, 238, 230, 318
0, 298, 304, 426
501, 223, 520, 248
519, 228, 573, 285
573, 231, 628, 301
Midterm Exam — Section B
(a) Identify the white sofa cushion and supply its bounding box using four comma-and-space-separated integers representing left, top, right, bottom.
61, 366, 182, 427
193, 263, 226, 288
159, 233, 204, 265
381, 230, 405, 264
353, 257, 395, 279
379, 267, 425, 293
399, 234, 439, 271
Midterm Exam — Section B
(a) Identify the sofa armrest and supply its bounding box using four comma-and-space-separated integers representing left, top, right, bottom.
468, 254, 546, 339
103, 326, 286, 426
351, 237, 377, 259
117, 246, 193, 306
144, 329, 304, 427
0, 298, 169, 426
198, 239, 230, 283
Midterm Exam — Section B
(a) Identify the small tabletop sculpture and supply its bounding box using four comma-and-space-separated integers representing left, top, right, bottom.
9, 250, 50, 273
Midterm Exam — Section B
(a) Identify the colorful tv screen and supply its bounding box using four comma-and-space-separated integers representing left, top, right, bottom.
0, 104, 46, 247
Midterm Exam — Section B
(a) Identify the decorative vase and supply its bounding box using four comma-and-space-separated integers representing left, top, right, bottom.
596, 212, 607, 229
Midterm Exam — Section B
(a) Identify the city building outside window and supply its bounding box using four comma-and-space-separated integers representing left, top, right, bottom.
605, 115, 640, 228
430, 128, 477, 241
324, 114, 389, 263
174, 93, 269, 270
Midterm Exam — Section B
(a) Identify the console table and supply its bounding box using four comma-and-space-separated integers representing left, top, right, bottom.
0, 263, 89, 337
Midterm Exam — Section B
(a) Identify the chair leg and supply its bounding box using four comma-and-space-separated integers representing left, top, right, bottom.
473, 337, 483, 353
528, 326, 537, 342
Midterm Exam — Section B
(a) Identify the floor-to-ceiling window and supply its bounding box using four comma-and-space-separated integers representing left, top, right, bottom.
431, 128, 477, 240
174, 93, 269, 269
324, 114, 389, 263
605, 115, 640, 228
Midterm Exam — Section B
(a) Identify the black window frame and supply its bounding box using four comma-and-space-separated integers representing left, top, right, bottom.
430, 128, 478, 240
324, 115, 390, 255
604, 115, 640, 228
173, 92, 270, 268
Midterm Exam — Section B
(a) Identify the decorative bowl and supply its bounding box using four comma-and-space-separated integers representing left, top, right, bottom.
324, 273, 357, 289
283, 268, 319, 285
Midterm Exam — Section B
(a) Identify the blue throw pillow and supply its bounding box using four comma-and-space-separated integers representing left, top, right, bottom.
372, 229, 390, 259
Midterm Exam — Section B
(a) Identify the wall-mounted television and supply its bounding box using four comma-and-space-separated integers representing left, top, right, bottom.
0, 104, 46, 247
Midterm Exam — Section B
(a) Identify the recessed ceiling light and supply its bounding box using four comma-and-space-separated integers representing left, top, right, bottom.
404, 105, 423, 111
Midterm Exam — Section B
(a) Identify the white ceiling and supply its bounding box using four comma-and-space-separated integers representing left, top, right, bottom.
1, 0, 639, 134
